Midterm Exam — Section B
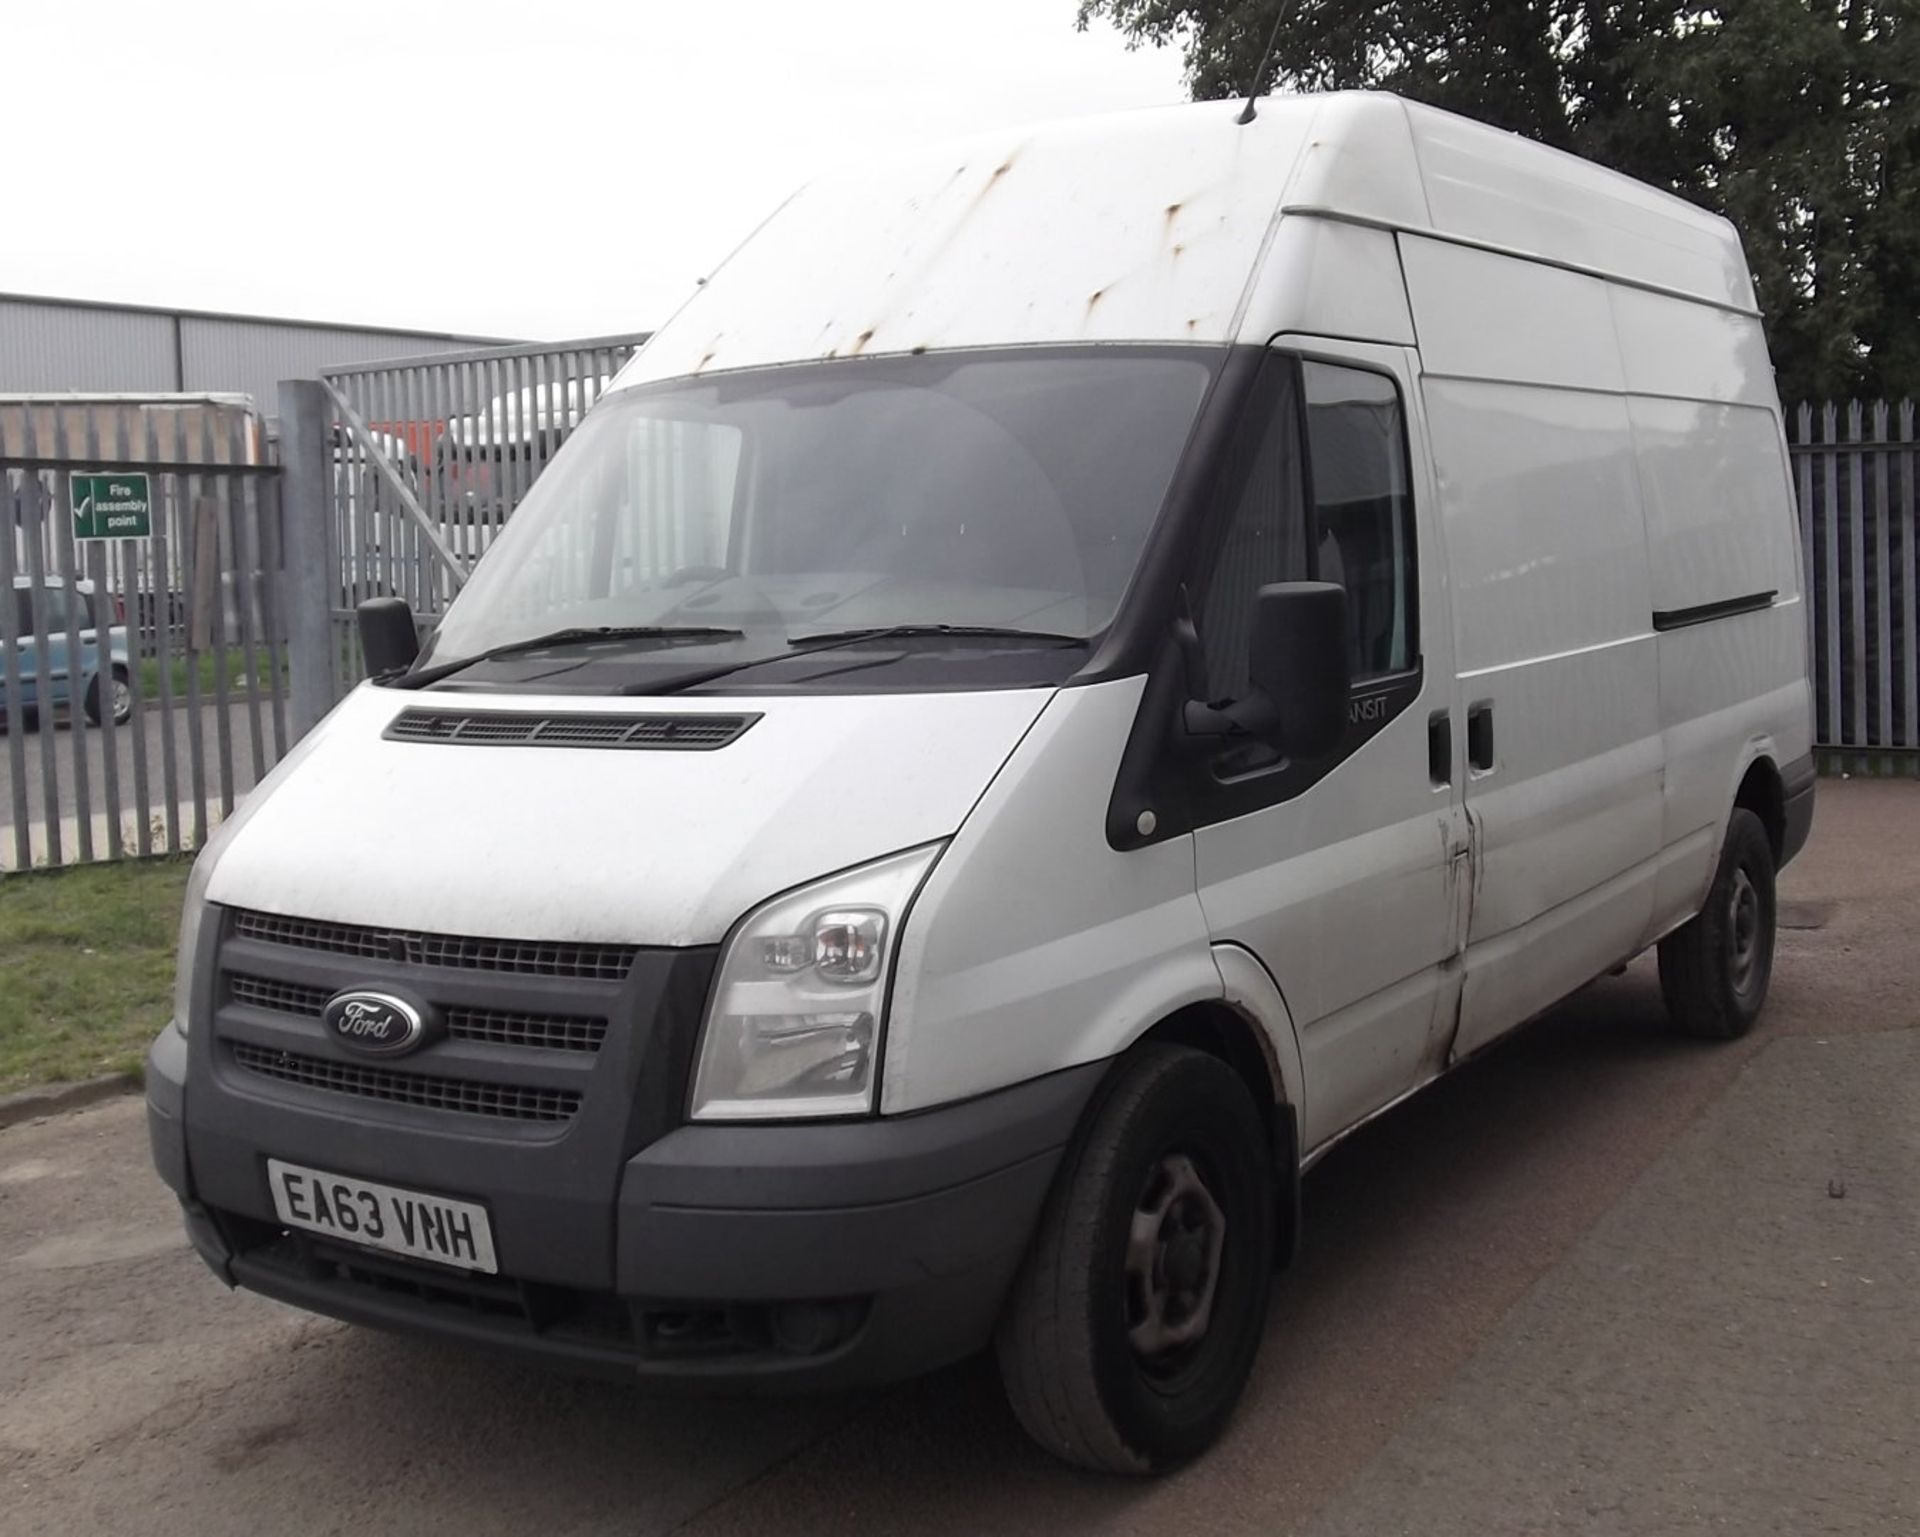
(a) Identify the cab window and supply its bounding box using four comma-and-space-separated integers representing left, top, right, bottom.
1194, 355, 1417, 700
1303, 362, 1416, 681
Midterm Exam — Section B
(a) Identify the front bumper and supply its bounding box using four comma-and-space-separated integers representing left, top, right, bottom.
148, 1022, 1101, 1390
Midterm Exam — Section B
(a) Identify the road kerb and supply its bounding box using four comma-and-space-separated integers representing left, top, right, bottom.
0, 1073, 141, 1132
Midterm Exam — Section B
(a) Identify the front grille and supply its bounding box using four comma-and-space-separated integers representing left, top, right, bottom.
229, 974, 328, 1015
228, 974, 609, 1054
385, 708, 758, 751
231, 1042, 582, 1123
231, 910, 637, 981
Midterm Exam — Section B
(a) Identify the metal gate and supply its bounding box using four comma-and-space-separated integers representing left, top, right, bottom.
307, 334, 647, 698
1790, 401, 1920, 775
1, 395, 288, 869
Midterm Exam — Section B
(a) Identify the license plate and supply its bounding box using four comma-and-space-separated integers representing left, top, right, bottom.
266, 1159, 498, 1274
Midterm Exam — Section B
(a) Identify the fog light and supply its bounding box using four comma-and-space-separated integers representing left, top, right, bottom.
769, 1298, 863, 1355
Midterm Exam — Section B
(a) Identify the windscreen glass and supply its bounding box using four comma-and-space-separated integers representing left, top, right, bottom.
425, 348, 1214, 677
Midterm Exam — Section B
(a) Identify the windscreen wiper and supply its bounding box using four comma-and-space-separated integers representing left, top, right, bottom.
795, 624, 1089, 647
384, 625, 747, 690
622, 623, 1089, 697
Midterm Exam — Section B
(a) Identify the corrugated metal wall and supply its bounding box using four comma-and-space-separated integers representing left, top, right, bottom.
0, 298, 178, 392
0, 294, 519, 416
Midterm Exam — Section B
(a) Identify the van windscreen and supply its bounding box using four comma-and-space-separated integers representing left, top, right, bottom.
425, 347, 1214, 681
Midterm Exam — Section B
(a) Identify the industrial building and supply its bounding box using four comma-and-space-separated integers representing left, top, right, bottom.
0, 291, 521, 415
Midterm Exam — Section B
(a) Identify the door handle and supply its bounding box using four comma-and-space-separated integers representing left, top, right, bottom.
1427, 710, 1451, 786
1467, 702, 1495, 772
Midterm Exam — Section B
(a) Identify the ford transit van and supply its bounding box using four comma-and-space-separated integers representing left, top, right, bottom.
147, 93, 1815, 1473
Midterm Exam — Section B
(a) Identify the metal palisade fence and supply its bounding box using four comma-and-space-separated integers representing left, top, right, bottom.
1790, 401, 1920, 775
307, 333, 648, 696
4, 376, 1916, 871
1, 395, 287, 870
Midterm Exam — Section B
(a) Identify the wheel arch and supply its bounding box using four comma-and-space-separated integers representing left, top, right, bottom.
1120, 944, 1307, 1264
1732, 753, 1786, 864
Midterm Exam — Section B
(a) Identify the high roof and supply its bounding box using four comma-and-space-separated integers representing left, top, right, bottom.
617, 93, 1755, 386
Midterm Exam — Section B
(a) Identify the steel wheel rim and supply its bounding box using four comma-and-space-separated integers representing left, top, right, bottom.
1728, 867, 1762, 997
1123, 1151, 1227, 1372
112, 677, 132, 719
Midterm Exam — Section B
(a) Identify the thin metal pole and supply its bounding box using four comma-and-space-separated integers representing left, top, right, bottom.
256, 463, 289, 760
1847, 402, 1868, 762
1902, 401, 1918, 751
183, 417, 210, 850
21, 404, 63, 866
152, 414, 181, 854
227, 409, 266, 788
278, 380, 336, 739
52, 406, 95, 861
0, 469, 32, 868
108, 400, 141, 857
1822, 403, 1842, 746
84, 402, 121, 858
1873, 401, 1893, 755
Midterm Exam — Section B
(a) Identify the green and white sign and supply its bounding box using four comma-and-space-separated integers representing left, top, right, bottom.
71, 473, 153, 540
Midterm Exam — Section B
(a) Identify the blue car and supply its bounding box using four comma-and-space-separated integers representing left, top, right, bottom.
3, 576, 132, 726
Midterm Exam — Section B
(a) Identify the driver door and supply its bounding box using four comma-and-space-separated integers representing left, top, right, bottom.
1188, 341, 1469, 1152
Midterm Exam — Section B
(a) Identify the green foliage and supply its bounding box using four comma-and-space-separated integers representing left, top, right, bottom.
0, 859, 189, 1091
136, 649, 281, 702
1081, 0, 1920, 402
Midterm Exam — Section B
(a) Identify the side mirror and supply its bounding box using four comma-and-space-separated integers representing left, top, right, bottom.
1248, 581, 1350, 757
1184, 582, 1350, 757
357, 596, 420, 679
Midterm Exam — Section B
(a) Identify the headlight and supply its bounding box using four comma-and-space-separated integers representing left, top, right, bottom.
689, 843, 942, 1121
171, 854, 218, 1035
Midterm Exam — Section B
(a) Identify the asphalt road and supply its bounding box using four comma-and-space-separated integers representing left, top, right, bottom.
1, 778, 1915, 1536
0, 698, 274, 858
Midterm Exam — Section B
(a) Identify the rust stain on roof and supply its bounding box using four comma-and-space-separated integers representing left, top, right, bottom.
965, 146, 1023, 212
850, 327, 878, 355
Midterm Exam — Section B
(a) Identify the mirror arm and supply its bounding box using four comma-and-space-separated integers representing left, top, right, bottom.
1180, 693, 1278, 741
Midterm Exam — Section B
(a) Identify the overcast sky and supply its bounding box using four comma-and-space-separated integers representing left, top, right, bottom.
5, 0, 1187, 341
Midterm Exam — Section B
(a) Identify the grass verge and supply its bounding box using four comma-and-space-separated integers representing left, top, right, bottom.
137, 651, 282, 701
0, 858, 190, 1093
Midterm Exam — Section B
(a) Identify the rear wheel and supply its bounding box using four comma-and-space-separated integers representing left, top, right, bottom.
995, 1043, 1275, 1473
1658, 807, 1776, 1039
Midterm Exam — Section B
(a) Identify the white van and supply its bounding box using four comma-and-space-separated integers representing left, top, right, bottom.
147, 93, 1814, 1473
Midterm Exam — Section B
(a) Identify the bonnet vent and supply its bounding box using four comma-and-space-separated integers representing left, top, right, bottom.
385, 709, 759, 751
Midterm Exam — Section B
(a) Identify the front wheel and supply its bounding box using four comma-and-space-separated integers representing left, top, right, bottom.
1658, 807, 1776, 1038
84, 668, 133, 726
995, 1043, 1275, 1474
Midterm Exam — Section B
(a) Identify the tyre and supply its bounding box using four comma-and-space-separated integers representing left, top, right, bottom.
996, 1043, 1276, 1474
1658, 807, 1776, 1039
84, 668, 133, 727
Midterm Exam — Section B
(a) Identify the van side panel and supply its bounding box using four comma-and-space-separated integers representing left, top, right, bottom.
1402, 235, 1664, 1056
1428, 380, 1665, 1012
1608, 286, 1778, 406
1614, 286, 1812, 925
